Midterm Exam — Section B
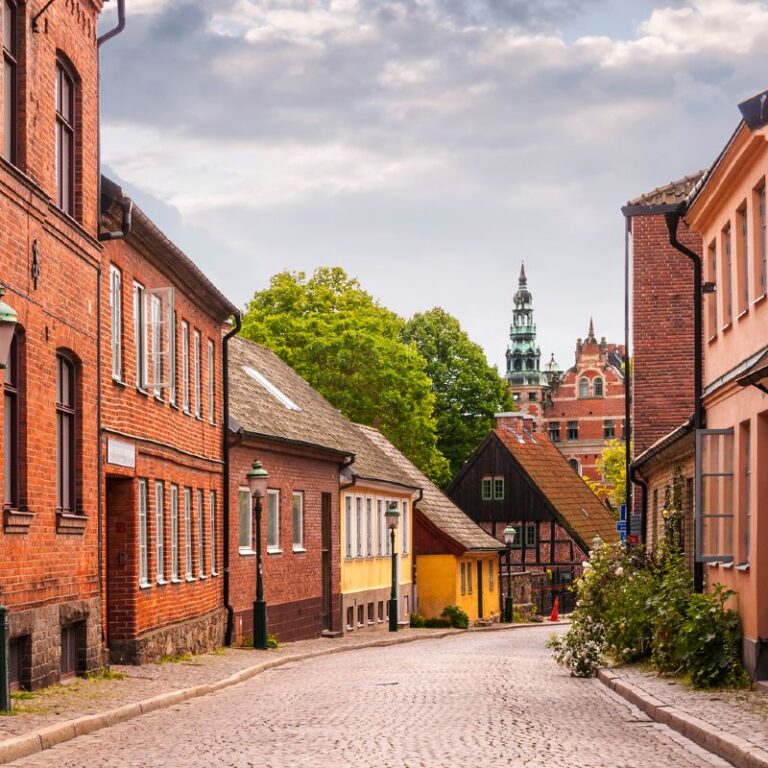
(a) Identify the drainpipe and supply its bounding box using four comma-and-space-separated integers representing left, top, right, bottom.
99, 197, 132, 242
628, 466, 648, 548
665, 208, 705, 593
222, 312, 242, 646
623, 215, 632, 540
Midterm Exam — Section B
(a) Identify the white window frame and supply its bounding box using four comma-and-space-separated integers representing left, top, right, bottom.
385, 499, 391, 555
193, 330, 201, 418
266, 489, 280, 552
133, 282, 146, 389
695, 428, 735, 563
488, 559, 494, 591
402, 500, 409, 554
210, 490, 217, 574
110, 265, 122, 381
366, 498, 373, 556
170, 484, 179, 581
377, 499, 384, 556
356, 497, 363, 558
460, 562, 466, 595
155, 481, 165, 582
481, 477, 492, 500
150, 294, 162, 399
138, 479, 149, 586
207, 339, 215, 424
345, 496, 353, 558
238, 487, 253, 553
292, 491, 304, 551
169, 311, 177, 406
184, 487, 193, 578
197, 489, 206, 577
181, 321, 190, 413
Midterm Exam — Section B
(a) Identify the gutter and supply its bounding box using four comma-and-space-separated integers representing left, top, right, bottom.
222, 312, 242, 646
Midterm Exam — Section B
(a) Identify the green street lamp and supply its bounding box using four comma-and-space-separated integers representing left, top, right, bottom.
0, 288, 17, 370
385, 501, 400, 632
246, 460, 269, 650
502, 525, 516, 623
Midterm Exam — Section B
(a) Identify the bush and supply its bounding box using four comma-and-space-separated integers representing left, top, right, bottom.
266, 633, 279, 649
547, 615, 605, 678
424, 617, 451, 628
442, 605, 469, 629
410, 613, 426, 628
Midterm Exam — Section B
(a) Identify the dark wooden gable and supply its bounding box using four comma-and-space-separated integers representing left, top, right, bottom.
414, 509, 465, 557
447, 432, 558, 525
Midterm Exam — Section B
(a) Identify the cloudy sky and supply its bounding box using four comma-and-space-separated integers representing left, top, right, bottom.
98, 0, 768, 373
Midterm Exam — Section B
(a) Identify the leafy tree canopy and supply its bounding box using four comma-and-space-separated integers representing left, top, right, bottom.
241, 267, 451, 484
402, 307, 513, 480
584, 439, 627, 510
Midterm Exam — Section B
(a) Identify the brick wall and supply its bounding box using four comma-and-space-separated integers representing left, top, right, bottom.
229, 438, 342, 643
631, 214, 699, 456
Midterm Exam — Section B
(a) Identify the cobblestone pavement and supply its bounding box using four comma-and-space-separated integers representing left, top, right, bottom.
611, 664, 768, 752
7, 627, 732, 768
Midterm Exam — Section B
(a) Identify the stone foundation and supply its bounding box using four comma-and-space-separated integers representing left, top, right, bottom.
8, 597, 103, 690
109, 607, 227, 665
341, 585, 413, 634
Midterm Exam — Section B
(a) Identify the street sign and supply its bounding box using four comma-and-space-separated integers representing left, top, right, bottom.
627, 534, 640, 545
619, 504, 627, 522
616, 520, 627, 532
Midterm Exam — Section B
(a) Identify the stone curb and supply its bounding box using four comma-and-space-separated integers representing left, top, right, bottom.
0, 620, 564, 764
597, 669, 768, 768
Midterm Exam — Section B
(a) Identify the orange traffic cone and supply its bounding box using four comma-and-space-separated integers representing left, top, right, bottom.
549, 596, 559, 622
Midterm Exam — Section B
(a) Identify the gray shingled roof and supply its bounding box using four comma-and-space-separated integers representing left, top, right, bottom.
229, 336, 416, 488
626, 171, 706, 208
357, 424, 504, 553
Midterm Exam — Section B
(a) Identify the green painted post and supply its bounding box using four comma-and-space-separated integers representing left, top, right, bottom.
0, 606, 11, 711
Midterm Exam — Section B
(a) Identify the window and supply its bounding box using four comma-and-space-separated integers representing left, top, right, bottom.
578, 377, 589, 398
508, 525, 521, 548
292, 492, 304, 551
110, 266, 122, 381
482, 476, 503, 500
55, 58, 75, 216
357, 604, 364, 628
723, 222, 733, 324
759, 184, 767, 296
367, 602, 374, 624
155, 481, 164, 582
738, 203, 749, 314
181, 321, 190, 413
401, 500, 408, 554
193, 330, 201, 418
346, 606, 354, 630
460, 562, 466, 595
184, 487, 193, 578
207, 339, 215, 424
133, 283, 145, 388
4, 332, 19, 509
56, 353, 76, 513
568, 458, 580, 475
603, 419, 615, 439
467, 561, 473, 594
377, 499, 384, 555
525, 522, 537, 547
138, 479, 149, 586
356, 497, 363, 557
344, 496, 352, 558
210, 490, 217, 574
3, 0, 17, 164
238, 488, 252, 552
366, 498, 373, 556
266, 489, 280, 552
169, 311, 177, 406
549, 422, 560, 442
60, 622, 84, 680
707, 240, 718, 336
567, 421, 579, 440
493, 477, 504, 500
378, 601, 384, 621
170, 485, 179, 580
488, 560, 494, 591
481, 478, 492, 500
528, 392, 536, 402
741, 421, 751, 564
150, 294, 162, 399
593, 377, 603, 397
197, 489, 205, 576
696, 428, 735, 562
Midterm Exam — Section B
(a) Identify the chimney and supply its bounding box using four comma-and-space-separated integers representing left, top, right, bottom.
495, 412, 535, 435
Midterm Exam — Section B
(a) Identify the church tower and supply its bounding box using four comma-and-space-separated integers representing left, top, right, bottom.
505, 264, 549, 423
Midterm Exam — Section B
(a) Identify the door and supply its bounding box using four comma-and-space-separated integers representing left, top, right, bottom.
321, 493, 333, 630
476, 561, 484, 619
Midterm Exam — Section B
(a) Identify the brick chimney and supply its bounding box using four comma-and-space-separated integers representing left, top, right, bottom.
495, 412, 535, 435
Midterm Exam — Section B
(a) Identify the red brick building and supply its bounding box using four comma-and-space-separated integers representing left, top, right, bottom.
228, 337, 352, 643
100, 178, 238, 663
544, 321, 626, 481
0, 0, 108, 689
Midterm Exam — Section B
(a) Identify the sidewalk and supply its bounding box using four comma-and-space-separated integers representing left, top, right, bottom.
0, 621, 561, 764
599, 665, 768, 768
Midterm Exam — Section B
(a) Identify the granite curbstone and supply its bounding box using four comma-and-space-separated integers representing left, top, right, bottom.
0, 733, 43, 765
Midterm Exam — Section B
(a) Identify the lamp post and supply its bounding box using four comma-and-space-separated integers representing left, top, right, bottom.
246, 460, 269, 650
502, 525, 515, 623
0, 288, 17, 370
385, 501, 400, 632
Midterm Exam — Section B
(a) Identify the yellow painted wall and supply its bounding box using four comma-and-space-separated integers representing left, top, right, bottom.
340, 486, 413, 596
455, 555, 498, 622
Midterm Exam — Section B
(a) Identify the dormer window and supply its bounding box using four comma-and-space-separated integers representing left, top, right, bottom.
578, 377, 589, 398
55, 57, 76, 216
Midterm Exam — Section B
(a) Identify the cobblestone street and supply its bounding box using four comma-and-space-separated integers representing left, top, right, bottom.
8, 627, 732, 768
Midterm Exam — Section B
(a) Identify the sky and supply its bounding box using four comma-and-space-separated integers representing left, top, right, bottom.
97, 0, 768, 374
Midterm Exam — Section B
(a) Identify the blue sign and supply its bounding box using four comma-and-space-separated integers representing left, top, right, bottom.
616, 520, 627, 532
619, 504, 627, 522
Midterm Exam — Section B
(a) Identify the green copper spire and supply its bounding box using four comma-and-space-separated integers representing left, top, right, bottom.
505, 263, 547, 387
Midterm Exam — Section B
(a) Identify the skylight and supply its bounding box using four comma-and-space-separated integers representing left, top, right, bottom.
242, 366, 302, 412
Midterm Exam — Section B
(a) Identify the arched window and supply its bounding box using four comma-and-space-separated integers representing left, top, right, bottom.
55, 55, 78, 216
578, 377, 589, 398
526, 359, 534, 370
513, 359, 521, 371
593, 376, 604, 397
568, 458, 580, 475
56, 352, 77, 513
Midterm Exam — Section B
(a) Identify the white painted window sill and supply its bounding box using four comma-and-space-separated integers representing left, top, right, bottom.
239, 548, 255, 556
293, 546, 306, 553
737, 562, 750, 572
267, 548, 282, 555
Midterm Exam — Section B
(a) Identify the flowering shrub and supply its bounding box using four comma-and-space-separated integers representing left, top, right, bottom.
547, 615, 605, 677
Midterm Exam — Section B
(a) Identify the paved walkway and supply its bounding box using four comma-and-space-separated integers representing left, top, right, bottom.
2, 626, 732, 768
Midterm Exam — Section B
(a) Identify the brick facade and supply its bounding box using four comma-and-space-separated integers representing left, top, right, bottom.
0, 0, 106, 689
228, 438, 342, 644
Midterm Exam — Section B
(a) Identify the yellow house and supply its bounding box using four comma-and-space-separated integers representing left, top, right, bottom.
360, 426, 504, 624
339, 425, 420, 632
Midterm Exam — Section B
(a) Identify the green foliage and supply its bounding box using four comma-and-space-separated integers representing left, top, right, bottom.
241, 268, 450, 484
267, 633, 279, 649
549, 537, 746, 688
402, 308, 513, 480
410, 613, 426, 628
583, 439, 627, 508
442, 605, 469, 629
424, 617, 451, 628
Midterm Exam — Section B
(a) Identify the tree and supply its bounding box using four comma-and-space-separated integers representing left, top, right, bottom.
241, 268, 451, 484
402, 308, 513, 480
583, 439, 627, 510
